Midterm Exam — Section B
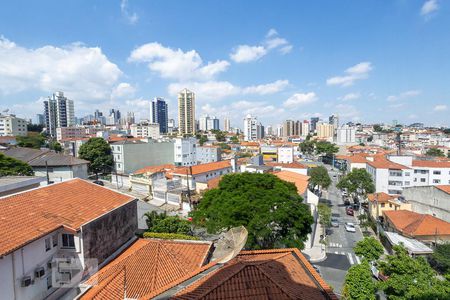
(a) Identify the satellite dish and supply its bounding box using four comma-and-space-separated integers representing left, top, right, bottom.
211, 226, 248, 264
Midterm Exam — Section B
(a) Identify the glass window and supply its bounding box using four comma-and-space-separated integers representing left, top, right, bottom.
433, 171, 441, 175
52, 234, 58, 247
47, 275, 52, 290
433, 179, 441, 184
62, 234, 75, 248
420, 178, 426, 182
381, 203, 385, 208
45, 238, 51, 251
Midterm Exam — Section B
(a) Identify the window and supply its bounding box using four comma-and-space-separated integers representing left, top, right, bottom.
432, 170, 441, 175
405, 181, 410, 186
420, 178, 426, 182
404, 172, 410, 176
381, 203, 385, 208
433, 179, 441, 184
45, 238, 51, 251
47, 275, 52, 290
52, 234, 58, 247
389, 204, 392, 208
62, 234, 75, 248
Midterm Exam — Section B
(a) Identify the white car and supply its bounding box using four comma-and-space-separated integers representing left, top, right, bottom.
345, 222, 356, 232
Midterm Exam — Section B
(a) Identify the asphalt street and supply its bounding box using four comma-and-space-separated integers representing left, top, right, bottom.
314, 166, 364, 297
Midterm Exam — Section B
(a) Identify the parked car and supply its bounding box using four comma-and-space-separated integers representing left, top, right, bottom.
345, 222, 356, 232
346, 206, 354, 216
331, 217, 339, 227
93, 180, 104, 186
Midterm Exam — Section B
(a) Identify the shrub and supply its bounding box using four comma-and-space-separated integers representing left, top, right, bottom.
143, 232, 199, 240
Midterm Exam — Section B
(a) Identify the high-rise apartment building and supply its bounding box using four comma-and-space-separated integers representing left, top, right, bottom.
283, 120, 295, 137
150, 97, 168, 134
243, 114, 258, 141
329, 114, 339, 129
317, 122, 335, 139
301, 120, 310, 137
178, 89, 195, 135
224, 117, 231, 132
207, 116, 219, 131
35, 114, 45, 125
310, 117, 319, 132
43, 91, 75, 137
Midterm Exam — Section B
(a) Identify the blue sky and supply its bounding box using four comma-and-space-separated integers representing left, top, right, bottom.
0, 0, 449, 128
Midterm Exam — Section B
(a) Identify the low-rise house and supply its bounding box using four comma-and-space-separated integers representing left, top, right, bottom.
366, 157, 412, 195
2, 148, 89, 182
411, 160, 450, 186
367, 192, 411, 221
266, 161, 309, 176
383, 210, 450, 245
0, 179, 137, 300
56, 127, 86, 142
0, 176, 45, 197
277, 146, 295, 163
196, 145, 221, 164
77, 239, 337, 300
402, 185, 450, 221
172, 160, 235, 190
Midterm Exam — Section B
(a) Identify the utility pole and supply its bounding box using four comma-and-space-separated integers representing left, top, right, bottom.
45, 160, 50, 184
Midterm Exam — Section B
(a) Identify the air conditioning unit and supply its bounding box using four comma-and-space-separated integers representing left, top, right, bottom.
35, 267, 45, 278
21, 276, 32, 287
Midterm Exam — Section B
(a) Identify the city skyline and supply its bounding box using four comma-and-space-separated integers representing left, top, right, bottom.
0, 1, 449, 127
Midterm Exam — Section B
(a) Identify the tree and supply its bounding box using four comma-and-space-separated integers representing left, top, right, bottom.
212, 130, 226, 142
429, 243, 450, 274
218, 143, 231, 150
354, 237, 384, 261
49, 141, 62, 152
27, 124, 44, 132
299, 140, 315, 155
315, 141, 339, 156
144, 211, 192, 235
197, 135, 208, 146
425, 148, 445, 157
379, 245, 450, 300
358, 213, 371, 233
78, 137, 113, 175
318, 203, 331, 228
373, 124, 383, 132
308, 166, 331, 192
0, 153, 34, 176
230, 135, 239, 143
16, 133, 46, 149
342, 260, 377, 300
337, 169, 375, 201
190, 173, 313, 250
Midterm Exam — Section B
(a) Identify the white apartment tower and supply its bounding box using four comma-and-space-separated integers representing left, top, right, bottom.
243, 114, 258, 141
224, 117, 231, 132
44, 92, 75, 137
178, 89, 195, 135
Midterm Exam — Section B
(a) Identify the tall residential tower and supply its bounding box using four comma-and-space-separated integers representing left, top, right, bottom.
150, 97, 168, 134
178, 89, 195, 135
43, 91, 75, 137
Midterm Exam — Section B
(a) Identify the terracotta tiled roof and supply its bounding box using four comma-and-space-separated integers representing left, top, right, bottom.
173, 160, 232, 176
274, 171, 310, 195
240, 142, 260, 147
133, 164, 175, 175
206, 176, 222, 189
367, 158, 409, 170
367, 192, 398, 203
383, 210, 450, 237
412, 160, 450, 168
267, 161, 308, 169
0, 179, 134, 257
81, 239, 212, 300
172, 248, 338, 300
436, 185, 450, 194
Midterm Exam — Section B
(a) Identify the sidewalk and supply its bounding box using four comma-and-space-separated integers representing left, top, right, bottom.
302, 221, 327, 263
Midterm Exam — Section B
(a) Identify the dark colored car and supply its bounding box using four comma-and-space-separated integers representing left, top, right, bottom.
93, 180, 104, 186
346, 207, 354, 216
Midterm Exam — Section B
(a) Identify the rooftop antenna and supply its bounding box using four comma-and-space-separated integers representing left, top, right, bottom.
211, 226, 248, 264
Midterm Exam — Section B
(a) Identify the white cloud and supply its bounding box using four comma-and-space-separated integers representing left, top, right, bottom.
421, 0, 439, 16
111, 82, 136, 99
283, 92, 317, 108
168, 79, 289, 100
230, 29, 293, 63
386, 90, 421, 101
121, 0, 139, 24
129, 42, 229, 81
0, 36, 122, 100
335, 104, 361, 121
230, 45, 267, 63
326, 62, 373, 87
434, 104, 447, 111
340, 92, 361, 101
243, 80, 289, 95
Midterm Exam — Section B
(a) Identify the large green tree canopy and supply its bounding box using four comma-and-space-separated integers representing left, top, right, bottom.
354, 237, 384, 261
190, 173, 313, 250
337, 168, 375, 199
342, 260, 377, 300
78, 137, 113, 174
308, 166, 331, 191
0, 153, 34, 176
